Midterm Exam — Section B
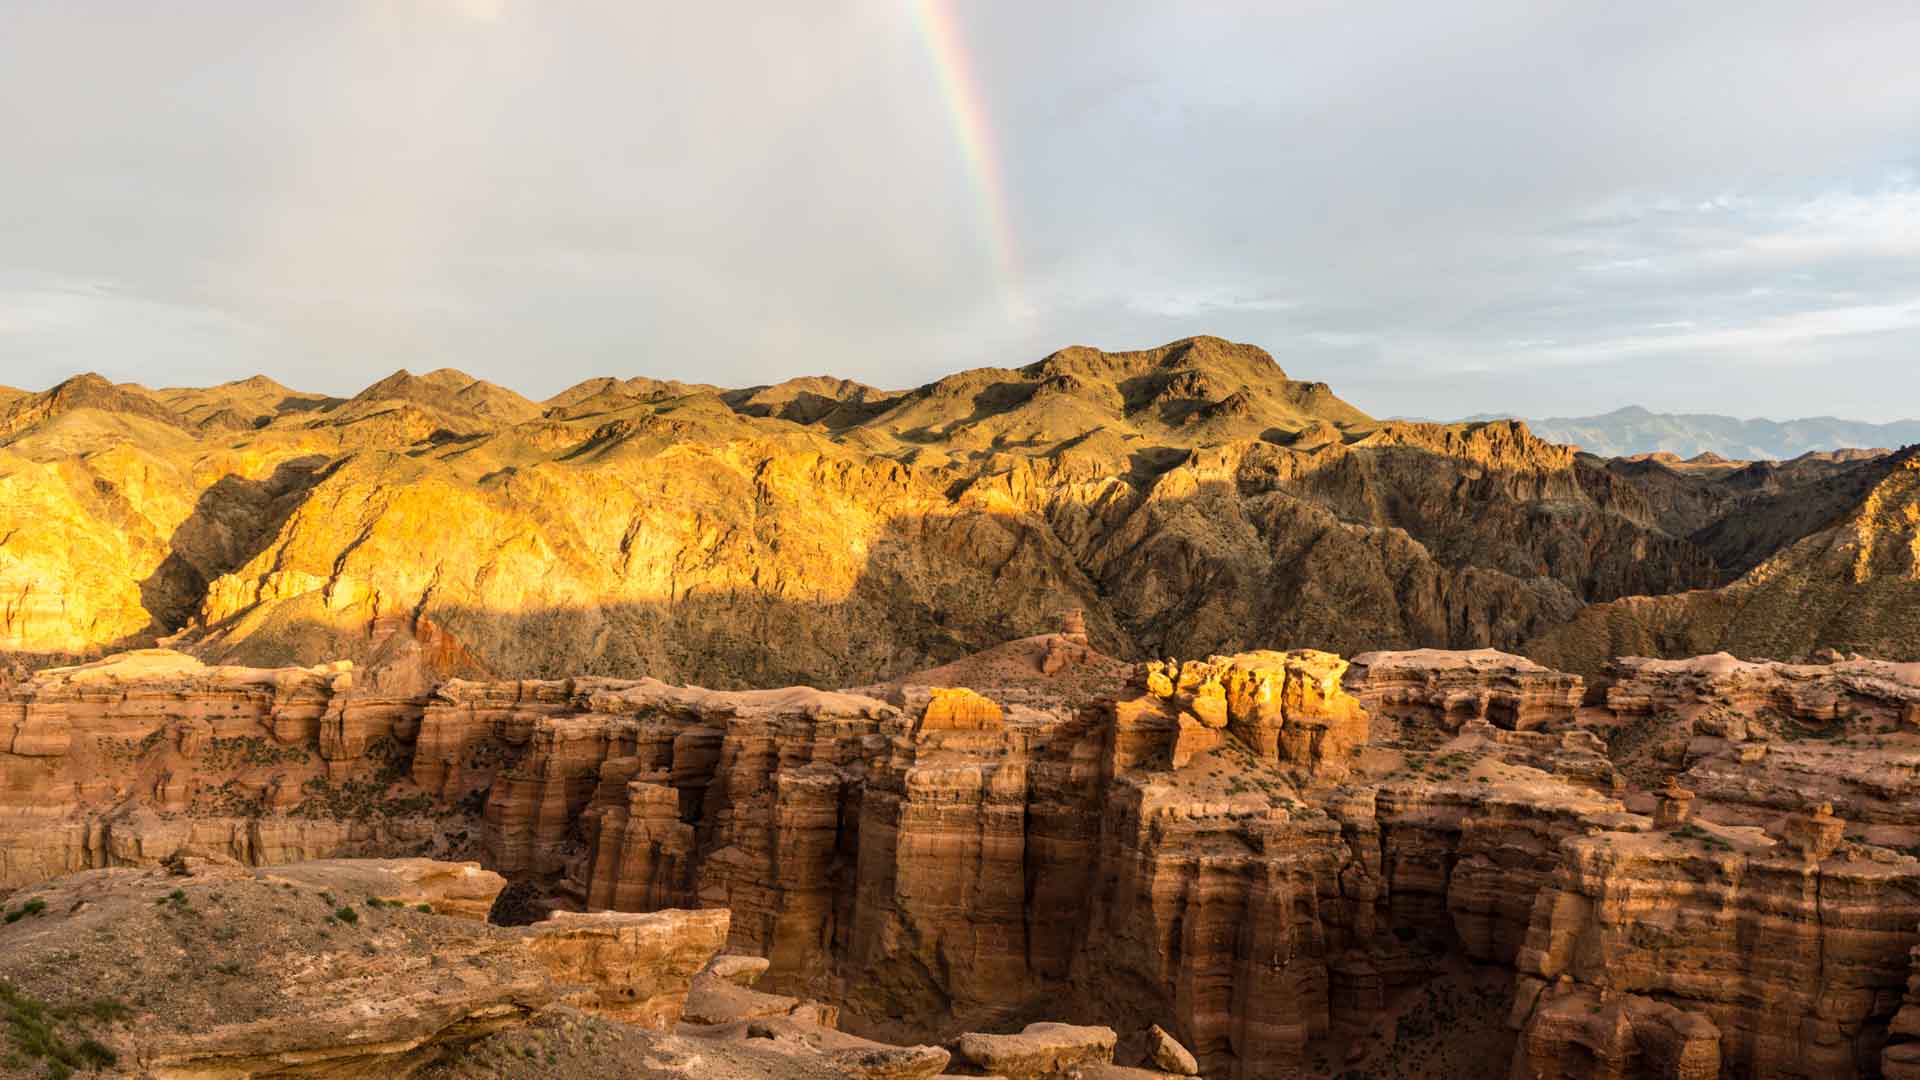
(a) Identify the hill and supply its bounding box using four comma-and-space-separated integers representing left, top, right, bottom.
1527, 446, 1920, 673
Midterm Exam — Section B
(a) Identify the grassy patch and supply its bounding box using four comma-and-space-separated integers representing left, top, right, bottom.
1, 981, 122, 1079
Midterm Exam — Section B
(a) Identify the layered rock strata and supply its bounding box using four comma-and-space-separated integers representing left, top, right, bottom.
0, 650, 436, 887
10, 643, 1920, 1077
1347, 648, 1585, 740
1511, 822, 1920, 1079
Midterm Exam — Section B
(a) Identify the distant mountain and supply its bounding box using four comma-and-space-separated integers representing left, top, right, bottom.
1455, 406, 1920, 459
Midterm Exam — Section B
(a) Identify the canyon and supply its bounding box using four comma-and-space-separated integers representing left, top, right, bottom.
5, 337, 1920, 1077
7, 622, 1920, 1078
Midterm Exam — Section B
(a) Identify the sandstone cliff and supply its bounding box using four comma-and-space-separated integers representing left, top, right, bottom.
10, 623, 1920, 1074
0, 640, 1781, 1075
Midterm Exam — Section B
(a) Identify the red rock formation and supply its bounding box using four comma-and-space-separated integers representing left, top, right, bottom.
14, 642, 1920, 1078
1079, 785, 1348, 1074
1130, 650, 1370, 776
1347, 648, 1584, 738
1600, 652, 1920, 735
0, 650, 432, 886
912, 686, 1004, 733
1512, 825, 1920, 1078
1596, 653, 1920, 838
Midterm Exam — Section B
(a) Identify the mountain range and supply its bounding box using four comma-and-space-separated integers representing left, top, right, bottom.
1459, 404, 1920, 459
2, 336, 1916, 686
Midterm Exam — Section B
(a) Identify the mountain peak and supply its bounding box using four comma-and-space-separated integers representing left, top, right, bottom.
345, 368, 537, 425
0, 372, 188, 442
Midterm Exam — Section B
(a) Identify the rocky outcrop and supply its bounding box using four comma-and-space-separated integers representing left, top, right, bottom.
0, 858, 729, 1079
1511, 986, 1723, 1080
1885, 941, 1920, 1078
1145, 1024, 1199, 1075
953, 1022, 1118, 1079
1511, 825, 1920, 1078
525, 908, 732, 1027
1600, 652, 1920, 734
912, 686, 1005, 734
1592, 652, 1920, 832
0, 650, 438, 887
1347, 648, 1584, 739
1130, 650, 1370, 776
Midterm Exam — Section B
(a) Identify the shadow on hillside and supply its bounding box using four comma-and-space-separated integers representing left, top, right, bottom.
6, 439, 1763, 686
273, 394, 337, 415
136, 457, 332, 637
175, 465, 1707, 688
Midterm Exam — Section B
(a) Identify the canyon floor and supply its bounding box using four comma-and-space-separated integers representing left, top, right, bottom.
6, 620, 1920, 1078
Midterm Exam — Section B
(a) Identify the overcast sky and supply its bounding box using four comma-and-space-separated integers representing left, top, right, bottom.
4, 1, 1919, 420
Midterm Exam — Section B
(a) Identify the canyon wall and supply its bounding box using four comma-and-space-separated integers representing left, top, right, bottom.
9, 640, 1920, 1077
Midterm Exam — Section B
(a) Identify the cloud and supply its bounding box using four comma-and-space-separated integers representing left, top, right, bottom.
0, 0, 1916, 419
0, 274, 269, 386
1545, 297, 1920, 361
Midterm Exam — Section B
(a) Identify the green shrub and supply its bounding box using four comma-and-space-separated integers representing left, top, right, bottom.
3, 898, 46, 924
335, 906, 359, 926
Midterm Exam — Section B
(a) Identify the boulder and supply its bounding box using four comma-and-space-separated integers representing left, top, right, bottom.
703, 953, 771, 987
1145, 1025, 1199, 1075
953, 1022, 1117, 1079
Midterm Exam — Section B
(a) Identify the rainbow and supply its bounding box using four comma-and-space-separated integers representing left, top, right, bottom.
909, 0, 1025, 314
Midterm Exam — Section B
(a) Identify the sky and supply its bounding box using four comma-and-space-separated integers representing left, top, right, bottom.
3, 1, 1919, 421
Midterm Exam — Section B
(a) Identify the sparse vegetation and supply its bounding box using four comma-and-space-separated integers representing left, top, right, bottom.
1672, 822, 1735, 853
99, 727, 168, 764
195, 778, 272, 818
197, 735, 312, 770
1, 981, 121, 1079
293, 776, 433, 822
3, 899, 47, 924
